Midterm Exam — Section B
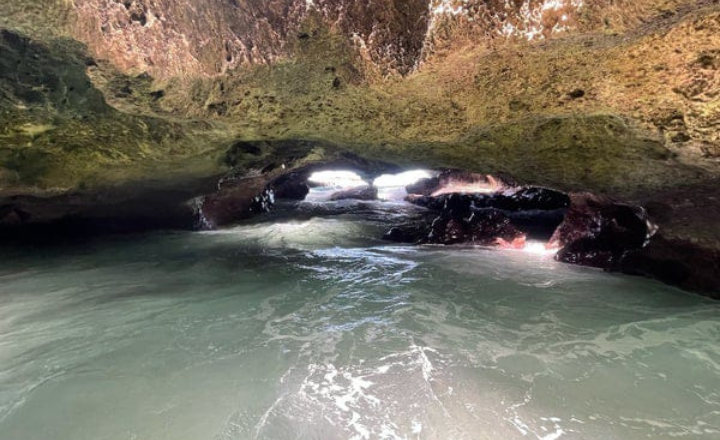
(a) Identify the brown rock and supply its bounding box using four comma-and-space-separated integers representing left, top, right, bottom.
424, 208, 526, 246
620, 237, 720, 299
199, 177, 273, 228
551, 193, 656, 269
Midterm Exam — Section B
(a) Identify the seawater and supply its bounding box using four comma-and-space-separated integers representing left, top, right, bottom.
0, 214, 718, 440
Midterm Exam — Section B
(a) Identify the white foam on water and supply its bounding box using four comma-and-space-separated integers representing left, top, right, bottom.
0, 218, 718, 440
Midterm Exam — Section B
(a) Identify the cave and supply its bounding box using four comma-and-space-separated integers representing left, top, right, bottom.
194, 159, 670, 279
0, 1, 719, 439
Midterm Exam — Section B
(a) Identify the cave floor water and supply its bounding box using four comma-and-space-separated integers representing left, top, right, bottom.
0, 206, 719, 440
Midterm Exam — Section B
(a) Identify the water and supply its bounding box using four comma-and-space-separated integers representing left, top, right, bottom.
0, 213, 719, 440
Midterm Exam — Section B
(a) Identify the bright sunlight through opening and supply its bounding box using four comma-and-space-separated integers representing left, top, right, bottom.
373, 169, 434, 201
307, 170, 367, 189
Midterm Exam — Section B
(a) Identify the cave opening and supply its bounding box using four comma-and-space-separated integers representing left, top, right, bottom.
255, 165, 573, 255
2, 2, 720, 437
302, 169, 435, 203
305, 170, 370, 202
229, 163, 658, 271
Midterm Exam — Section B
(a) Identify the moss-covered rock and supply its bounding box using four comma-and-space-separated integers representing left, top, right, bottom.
0, 29, 232, 191
0, 1, 718, 294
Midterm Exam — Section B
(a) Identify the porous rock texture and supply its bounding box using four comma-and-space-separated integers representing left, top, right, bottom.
0, 1, 718, 295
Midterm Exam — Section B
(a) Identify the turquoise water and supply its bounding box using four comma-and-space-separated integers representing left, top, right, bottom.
0, 216, 718, 440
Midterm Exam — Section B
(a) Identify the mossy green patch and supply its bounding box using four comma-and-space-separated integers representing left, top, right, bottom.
0, 29, 232, 191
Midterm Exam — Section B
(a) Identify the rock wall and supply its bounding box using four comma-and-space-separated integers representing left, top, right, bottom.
70, 0, 431, 77
0, 0, 718, 296
66, 0, 603, 78
2, 1, 709, 79
1, 0, 716, 193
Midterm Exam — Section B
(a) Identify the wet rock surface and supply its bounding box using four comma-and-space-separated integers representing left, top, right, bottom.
0, 2, 719, 299
200, 147, 400, 228
619, 237, 720, 299
328, 185, 378, 201
199, 182, 278, 229
424, 208, 525, 247
388, 187, 569, 246
0, 175, 220, 240
551, 193, 656, 270
409, 187, 570, 213
199, 174, 280, 229
270, 173, 310, 200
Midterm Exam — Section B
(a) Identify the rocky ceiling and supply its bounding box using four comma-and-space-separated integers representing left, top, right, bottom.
3, 1, 665, 78
0, 0, 718, 292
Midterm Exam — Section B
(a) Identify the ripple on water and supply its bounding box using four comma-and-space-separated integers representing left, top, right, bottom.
0, 218, 718, 440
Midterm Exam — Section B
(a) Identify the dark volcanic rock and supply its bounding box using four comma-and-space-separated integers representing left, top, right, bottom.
425, 208, 525, 247
508, 187, 571, 211
200, 177, 274, 228
408, 187, 569, 213
383, 224, 428, 244
551, 193, 656, 269
0, 176, 220, 240
328, 185, 378, 201
557, 238, 622, 268
619, 237, 720, 299
387, 191, 526, 247
505, 208, 568, 240
395, 187, 572, 246
250, 189, 276, 213
271, 173, 310, 200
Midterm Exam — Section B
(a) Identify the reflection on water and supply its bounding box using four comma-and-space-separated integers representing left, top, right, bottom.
0, 217, 718, 440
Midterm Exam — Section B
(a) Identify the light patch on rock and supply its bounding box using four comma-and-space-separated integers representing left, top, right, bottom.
18, 123, 54, 138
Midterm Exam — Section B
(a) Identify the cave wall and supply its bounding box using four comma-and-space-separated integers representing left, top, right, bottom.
70, 0, 432, 77
4, 0, 628, 79
0, 1, 718, 276
0, 1, 716, 190
63, 0, 709, 79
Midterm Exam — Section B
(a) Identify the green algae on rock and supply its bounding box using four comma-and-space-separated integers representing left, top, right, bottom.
0, 0, 718, 296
